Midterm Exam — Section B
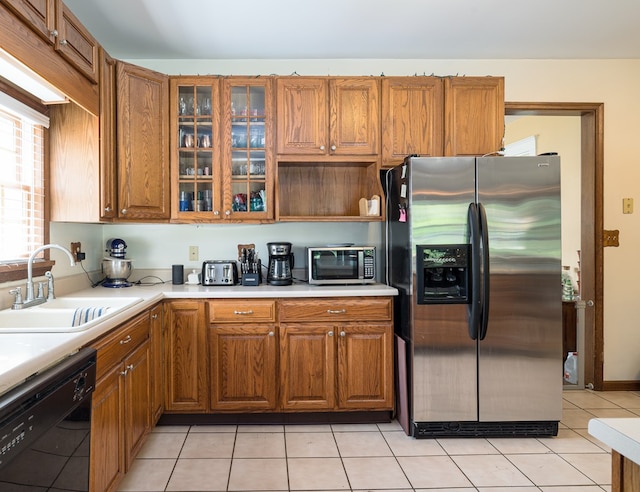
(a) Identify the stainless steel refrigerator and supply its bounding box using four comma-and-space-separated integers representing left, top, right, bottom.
386, 155, 562, 438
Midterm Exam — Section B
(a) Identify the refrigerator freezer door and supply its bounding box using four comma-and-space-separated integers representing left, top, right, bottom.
477, 156, 562, 422
408, 157, 478, 422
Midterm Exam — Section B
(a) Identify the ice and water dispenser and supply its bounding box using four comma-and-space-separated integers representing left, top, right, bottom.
416, 245, 470, 304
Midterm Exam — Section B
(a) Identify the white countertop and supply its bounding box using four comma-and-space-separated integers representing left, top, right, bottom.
588, 418, 640, 464
0, 282, 397, 395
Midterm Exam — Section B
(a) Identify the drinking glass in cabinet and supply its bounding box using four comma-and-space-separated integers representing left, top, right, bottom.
196, 154, 211, 176
249, 86, 265, 117
232, 152, 248, 176
179, 152, 195, 177
249, 152, 265, 175
231, 124, 247, 148
249, 125, 265, 148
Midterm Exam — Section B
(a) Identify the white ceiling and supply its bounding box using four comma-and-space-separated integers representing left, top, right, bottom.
65, 0, 640, 61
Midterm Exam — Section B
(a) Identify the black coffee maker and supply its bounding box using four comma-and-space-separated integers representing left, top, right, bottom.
267, 242, 294, 286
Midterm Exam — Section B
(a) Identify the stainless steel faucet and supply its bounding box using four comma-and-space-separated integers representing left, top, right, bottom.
17, 244, 76, 308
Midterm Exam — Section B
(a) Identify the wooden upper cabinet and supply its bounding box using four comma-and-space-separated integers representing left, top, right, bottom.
1, 0, 55, 43
276, 77, 327, 155
55, 1, 98, 82
443, 76, 505, 156
330, 78, 379, 156
2, 0, 98, 82
381, 77, 444, 167
276, 77, 379, 156
116, 61, 170, 221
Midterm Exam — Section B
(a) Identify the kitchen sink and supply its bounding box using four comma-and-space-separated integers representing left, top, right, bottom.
36, 297, 142, 310
0, 296, 143, 333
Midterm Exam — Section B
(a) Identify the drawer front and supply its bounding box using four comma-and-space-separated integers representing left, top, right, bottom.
279, 297, 392, 322
93, 311, 150, 379
208, 299, 276, 323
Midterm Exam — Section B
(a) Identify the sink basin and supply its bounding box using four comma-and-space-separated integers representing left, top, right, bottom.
0, 296, 143, 333
0, 309, 78, 329
37, 296, 142, 310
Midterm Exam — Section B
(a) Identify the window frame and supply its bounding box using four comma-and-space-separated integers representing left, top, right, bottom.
0, 79, 52, 283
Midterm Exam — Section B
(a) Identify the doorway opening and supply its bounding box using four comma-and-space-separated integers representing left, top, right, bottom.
505, 102, 604, 390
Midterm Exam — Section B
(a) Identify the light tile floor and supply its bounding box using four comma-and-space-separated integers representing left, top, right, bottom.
116, 389, 640, 491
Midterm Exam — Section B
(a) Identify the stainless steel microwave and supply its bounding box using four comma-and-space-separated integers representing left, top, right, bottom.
307, 246, 376, 285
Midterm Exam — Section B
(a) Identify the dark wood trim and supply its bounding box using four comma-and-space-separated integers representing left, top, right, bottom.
601, 381, 640, 392
505, 102, 605, 390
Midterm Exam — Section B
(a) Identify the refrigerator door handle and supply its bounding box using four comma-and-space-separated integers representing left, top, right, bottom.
478, 202, 490, 340
467, 203, 481, 340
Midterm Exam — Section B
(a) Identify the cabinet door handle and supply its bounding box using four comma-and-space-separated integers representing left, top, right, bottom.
151, 314, 158, 320
50, 29, 58, 37
328, 331, 334, 337
121, 208, 128, 215
214, 210, 220, 216
330, 144, 337, 151
340, 331, 346, 337
104, 206, 111, 212
269, 331, 274, 337
59, 39, 68, 46
225, 210, 231, 216
120, 335, 132, 344
234, 310, 254, 315
327, 309, 346, 314
126, 364, 134, 371
120, 369, 128, 376
319, 145, 325, 151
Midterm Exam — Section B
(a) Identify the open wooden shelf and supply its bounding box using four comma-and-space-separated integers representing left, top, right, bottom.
276, 160, 384, 221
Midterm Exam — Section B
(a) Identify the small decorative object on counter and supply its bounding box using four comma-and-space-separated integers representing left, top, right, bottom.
187, 269, 200, 285
562, 265, 574, 301
172, 264, 184, 285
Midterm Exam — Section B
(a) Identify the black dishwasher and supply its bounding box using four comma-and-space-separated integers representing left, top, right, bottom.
0, 347, 96, 491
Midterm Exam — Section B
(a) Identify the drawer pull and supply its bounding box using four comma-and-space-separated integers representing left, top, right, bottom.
234, 310, 254, 315
269, 331, 274, 337
119, 335, 132, 345
327, 309, 346, 315
328, 331, 334, 337
340, 331, 346, 337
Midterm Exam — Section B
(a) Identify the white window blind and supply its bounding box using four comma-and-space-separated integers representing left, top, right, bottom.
0, 105, 45, 262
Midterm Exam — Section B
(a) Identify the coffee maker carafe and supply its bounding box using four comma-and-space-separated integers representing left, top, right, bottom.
267, 242, 294, 286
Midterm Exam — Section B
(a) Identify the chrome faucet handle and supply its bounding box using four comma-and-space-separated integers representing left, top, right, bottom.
36, 282, 46, 299
9, 287, 23, 309
45, 271, 55, 300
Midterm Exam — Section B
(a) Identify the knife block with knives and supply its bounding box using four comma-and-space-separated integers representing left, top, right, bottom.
237, 243, 262, 286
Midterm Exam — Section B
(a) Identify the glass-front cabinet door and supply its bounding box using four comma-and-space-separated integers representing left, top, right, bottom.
170, 77, 221, 221
221, 77, 273, 221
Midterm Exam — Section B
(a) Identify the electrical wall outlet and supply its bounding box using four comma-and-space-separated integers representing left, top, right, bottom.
70, 242, 82, 261
189, 246, 199, 261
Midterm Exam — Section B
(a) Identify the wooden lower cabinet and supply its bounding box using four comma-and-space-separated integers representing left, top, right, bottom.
337, 323, 394, 409
163, 297, 394, 415
280, 324, 336, 410
279, 322, 393, 411
90, 311, 152, 492
208, 324, 278, 411
279, 297, 394, 412
164, 300, 208, 412
207, 299, 278, 411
